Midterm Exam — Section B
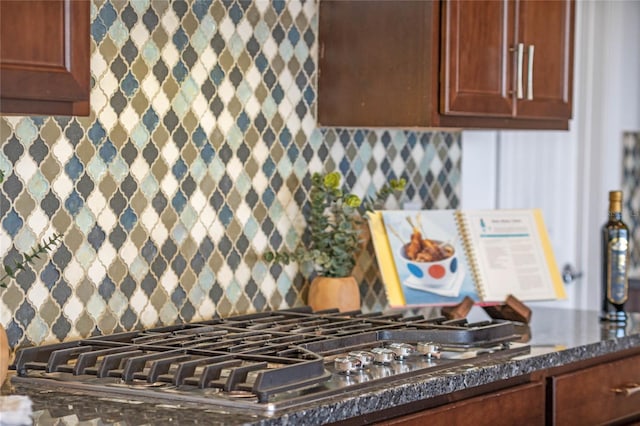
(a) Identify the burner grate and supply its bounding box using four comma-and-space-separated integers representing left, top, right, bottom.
12, 307, 528, 407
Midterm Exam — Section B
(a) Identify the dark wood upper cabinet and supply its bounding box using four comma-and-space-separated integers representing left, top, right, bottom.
441, 0, 516, 118
0, 0, 90, 116
318, 0, 575, 130
515, 0, 574, 120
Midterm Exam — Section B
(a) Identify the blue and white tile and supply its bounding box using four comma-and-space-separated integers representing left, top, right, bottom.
0, 0, 462, 351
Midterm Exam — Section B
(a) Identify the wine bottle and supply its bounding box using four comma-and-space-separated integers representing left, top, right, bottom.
601, 190, 629, 322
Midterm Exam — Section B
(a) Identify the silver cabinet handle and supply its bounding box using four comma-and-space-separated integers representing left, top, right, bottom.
516, 43, 524, 99
527, 44, 535, 100
612, 383, 640, 397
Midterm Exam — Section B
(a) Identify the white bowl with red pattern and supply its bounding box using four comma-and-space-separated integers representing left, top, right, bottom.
400, 243, 458, 290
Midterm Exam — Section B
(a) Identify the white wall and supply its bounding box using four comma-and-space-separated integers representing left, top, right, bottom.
460, 130, 498, 209
580, 0, 640, 310
461, 0, 640, 310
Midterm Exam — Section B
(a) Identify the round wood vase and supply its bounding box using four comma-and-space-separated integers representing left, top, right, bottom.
0, 323, 9, 386
308, 276, 361, 312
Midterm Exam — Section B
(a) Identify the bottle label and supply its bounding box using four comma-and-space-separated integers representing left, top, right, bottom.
607, 237, 629, 304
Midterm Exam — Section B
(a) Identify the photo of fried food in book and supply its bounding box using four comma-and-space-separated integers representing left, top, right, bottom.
383, 212, 473, 301
404, 229, 454, 262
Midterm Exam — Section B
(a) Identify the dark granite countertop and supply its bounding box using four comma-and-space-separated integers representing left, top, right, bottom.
2, 307, 640, 425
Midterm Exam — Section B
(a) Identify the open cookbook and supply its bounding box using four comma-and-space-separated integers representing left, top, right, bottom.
369, 209, 567, 307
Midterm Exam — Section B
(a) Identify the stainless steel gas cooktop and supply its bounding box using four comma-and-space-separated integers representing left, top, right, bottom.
11, 307, 529, 414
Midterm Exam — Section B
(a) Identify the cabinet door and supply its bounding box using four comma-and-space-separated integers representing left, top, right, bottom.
441, 0, 516, 117
515, 0, 574, 119
552, 353, 640, 425
379, 382, 545, 426
318, 0, 438, 128
0, 0, 90, 116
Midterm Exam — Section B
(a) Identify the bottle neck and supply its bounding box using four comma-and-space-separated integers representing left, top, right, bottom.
608, 210, 622, 221
608, 199, 623, 221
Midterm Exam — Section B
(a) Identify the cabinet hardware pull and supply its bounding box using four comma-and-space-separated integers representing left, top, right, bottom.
612, 383, 640, 396
516, 43, 524, 99
561, 264, 583, 284
527, 45, 535, 100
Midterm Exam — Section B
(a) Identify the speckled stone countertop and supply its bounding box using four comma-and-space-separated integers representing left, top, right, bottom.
2, 307, 640, 425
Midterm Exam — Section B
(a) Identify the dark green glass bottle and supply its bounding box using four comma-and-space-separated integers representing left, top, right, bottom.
601, 190, 629, 322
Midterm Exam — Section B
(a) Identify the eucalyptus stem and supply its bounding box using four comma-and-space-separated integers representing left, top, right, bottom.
0, 233, 63, 288
264, 172, 406, 278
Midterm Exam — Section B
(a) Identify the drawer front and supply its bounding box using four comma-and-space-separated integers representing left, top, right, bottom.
381, 382, 545, 426
552, 353, 640, 425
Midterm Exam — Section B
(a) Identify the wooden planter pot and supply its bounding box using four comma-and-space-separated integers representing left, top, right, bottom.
308, 276, 361, 312
0, 324, 9, 386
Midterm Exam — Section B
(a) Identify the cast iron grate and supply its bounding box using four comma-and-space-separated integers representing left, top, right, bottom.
12, 306, 524, 405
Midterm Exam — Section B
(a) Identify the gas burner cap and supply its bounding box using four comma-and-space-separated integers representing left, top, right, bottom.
416, 342, 441, 359
371, 347, 395, 364
348, 351, 374, 367
334, 356, 361, 374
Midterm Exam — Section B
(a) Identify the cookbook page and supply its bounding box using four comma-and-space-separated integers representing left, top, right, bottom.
375, 210, 480, 306
463, 209, 565, 302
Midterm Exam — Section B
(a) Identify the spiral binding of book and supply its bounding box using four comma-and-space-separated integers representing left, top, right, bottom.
454, 210, 485, 301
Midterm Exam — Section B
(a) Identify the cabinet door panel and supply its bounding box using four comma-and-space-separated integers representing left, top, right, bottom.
441, 0, 515, 117
0, 0, 90, 115
552, 353, 640, 425
380, 382, 545, 426
318, 0, 437, 128
516, 0, 573, 119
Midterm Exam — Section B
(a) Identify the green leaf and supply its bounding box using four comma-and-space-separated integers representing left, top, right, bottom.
5, 265, 15, 277
262, 171, 404, 277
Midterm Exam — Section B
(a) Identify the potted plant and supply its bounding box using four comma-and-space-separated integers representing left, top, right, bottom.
0, 170, 62, 385
264, 171, 405, 312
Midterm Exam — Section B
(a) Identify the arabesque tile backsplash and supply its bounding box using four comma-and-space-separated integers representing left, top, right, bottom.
0, 0, 461, 350
623, 131, 640, 276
